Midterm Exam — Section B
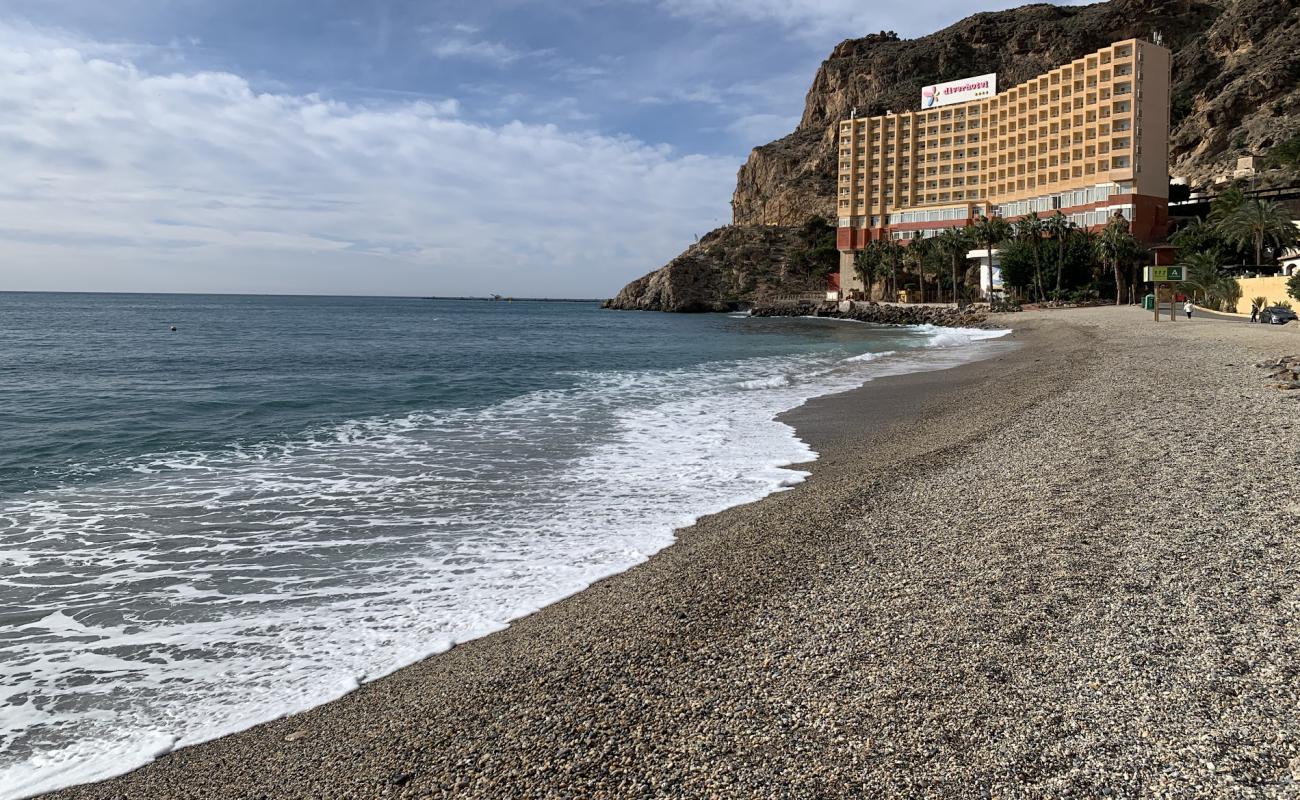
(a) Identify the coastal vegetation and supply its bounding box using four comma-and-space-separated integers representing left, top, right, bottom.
1096, 217, 1143, 306
1167, 187, 1298, 311
975, 212, 1131, 305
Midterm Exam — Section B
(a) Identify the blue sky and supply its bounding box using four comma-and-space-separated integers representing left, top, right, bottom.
0, 0, 1088, 297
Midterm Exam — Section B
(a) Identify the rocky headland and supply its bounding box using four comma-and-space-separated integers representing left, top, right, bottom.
607, 0, 1300, 312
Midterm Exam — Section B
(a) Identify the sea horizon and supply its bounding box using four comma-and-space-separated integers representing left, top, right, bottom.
0, 290, 609, 302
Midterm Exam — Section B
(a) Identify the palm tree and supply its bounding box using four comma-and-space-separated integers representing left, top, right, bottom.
934, 226, 973, 306
971, 213, 1012, 302
1013, 212, 1046, 303
1219, 198, 1298, 266
852, 245, 879, 299
1096, 215, 1140, 305
1045, 211, 1074, 301
905, 236, 935, 302
1181, 251, 1241, 312
1207, 185, 1246, 231
880, 238, 904, 301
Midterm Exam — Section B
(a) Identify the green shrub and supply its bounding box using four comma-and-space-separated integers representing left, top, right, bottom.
1266, 134, 1300, 170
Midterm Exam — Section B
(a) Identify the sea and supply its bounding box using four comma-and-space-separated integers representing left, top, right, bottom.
0, 292, 1009, 798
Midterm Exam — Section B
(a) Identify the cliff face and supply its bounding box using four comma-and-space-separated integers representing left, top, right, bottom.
733, 0, 1299, 226
611, 0, 1300, 311
602, 225, 833, 312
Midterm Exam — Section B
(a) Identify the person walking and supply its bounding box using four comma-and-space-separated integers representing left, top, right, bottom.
1184, 300, 1193, 320
1251, 302, 1260, 323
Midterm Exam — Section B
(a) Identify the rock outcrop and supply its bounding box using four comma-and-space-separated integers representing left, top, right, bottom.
750, 302, 993, 329
602, 224, 834, 313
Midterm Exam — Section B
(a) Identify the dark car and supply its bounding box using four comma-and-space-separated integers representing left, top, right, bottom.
1259, 306, 1298, 325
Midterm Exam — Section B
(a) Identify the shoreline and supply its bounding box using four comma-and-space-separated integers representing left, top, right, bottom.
39, 318, 1046, 799
46, 307, 1300, 797
26, 320, 1020, 799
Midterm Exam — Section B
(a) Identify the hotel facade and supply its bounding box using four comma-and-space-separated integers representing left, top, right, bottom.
835, 39, 1171, 295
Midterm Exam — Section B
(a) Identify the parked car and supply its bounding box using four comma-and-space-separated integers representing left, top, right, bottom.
1259, 306, 1298, 325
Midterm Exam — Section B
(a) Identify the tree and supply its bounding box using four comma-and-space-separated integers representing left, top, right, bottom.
852, 245, 879, 299
1203, 185, 1251, 266
1045, 211, 1075, 301
1218, 198, 1298, 266
904, 236, 935, 302
788, 216, 840, 280
1096, 215, 1140, 305
1207, 185, 1246, 231
1180, 251, 1240, 312
970, 213, 1012, 302
879, 238, 904, 301
994, 239, 1038, 297
1013, 211, 1046, 302
933, 226, 973, 306
1288, 273, 1300, 304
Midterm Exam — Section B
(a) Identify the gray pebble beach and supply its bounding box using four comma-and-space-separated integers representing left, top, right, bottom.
47, 306, 1300, 798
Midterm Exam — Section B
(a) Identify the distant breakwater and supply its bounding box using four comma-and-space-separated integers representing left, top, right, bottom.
749, 301, 992, 329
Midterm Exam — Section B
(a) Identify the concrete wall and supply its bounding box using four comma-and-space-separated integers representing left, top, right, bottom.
1235, 275, 1294, 313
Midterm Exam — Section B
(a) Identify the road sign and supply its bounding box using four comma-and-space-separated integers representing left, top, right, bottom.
1143, 265, 1187, 282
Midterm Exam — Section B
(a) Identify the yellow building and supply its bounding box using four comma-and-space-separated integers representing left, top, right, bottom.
836, 39, 1172, 296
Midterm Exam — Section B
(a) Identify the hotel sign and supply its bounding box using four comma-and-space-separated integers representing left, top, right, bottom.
921, 73, 997, 109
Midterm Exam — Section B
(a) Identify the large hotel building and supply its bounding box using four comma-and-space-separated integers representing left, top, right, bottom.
836, 38, 1171, 295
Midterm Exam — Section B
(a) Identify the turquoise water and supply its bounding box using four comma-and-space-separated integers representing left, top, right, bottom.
0, 292, 1006, 797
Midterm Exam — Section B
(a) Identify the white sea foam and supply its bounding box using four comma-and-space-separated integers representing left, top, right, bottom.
913, 324, 1013, 348
0, 323, 1011, 799
842, 349, 898, 363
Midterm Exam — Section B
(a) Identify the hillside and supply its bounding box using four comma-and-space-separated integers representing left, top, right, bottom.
607, 0, 1300, 311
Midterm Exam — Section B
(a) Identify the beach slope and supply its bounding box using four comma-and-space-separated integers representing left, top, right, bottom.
50, 306, 1300, 798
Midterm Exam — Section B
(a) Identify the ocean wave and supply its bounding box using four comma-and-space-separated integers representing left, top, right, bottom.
842, 349, 898, 363
911, 324, 1012, 348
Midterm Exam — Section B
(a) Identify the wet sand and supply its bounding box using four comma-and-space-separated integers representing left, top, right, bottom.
49, 306, 1300, 798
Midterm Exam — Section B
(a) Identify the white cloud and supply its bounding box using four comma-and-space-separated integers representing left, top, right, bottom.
658, 0, 1094, 39
0, 24, 736, 296
430, 37, 530, 63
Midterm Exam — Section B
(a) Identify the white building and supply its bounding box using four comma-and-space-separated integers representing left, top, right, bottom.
971, 248, 1004, 299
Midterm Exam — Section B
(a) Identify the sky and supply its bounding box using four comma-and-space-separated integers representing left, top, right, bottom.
0, 0, 1091, 297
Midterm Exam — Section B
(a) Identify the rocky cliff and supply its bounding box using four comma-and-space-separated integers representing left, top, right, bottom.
611, 0, 1300, 310
602, 223, 835, 312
